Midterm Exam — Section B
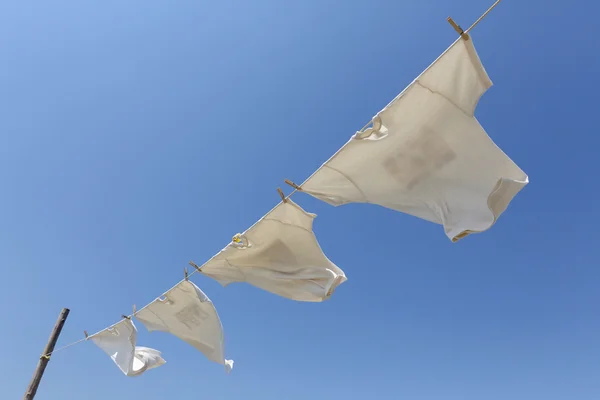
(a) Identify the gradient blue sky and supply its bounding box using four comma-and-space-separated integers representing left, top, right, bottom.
2, 1, 599, 399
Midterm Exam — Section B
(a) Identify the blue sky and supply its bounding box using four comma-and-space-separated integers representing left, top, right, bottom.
1, 1, 599, 399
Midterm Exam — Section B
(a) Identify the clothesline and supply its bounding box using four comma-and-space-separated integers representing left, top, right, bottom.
40, 148, 334, 358
40, 337, 88, 359
40, 0, 506, 361
466, 0, 501, 33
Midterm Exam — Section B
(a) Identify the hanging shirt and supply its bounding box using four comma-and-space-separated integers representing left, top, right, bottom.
135, 280, 234, 373
199, 199, 347, 302
89, 319, 165, 377
298, 36, 528, 242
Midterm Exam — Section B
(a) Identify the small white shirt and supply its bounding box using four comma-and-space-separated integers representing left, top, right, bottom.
135, 280, 234, 373
200, 199, 347, 302
90, 319, 165, 377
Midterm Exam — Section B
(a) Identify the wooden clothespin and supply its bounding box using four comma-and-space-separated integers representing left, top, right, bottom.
189, 261, 201, 273
184, 267, 189, 281
132, 304, 137, 315
84, 330, 89, 340
277, 187, 287, 203
447, 17, 470, 40
121, 314, 131, 320
284, 179, 301, 190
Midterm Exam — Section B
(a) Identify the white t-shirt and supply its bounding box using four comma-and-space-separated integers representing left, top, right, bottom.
90, 319, 165, 377
135, 280, 233, 373
200, 199, 347, 301
300, 36, 528, 242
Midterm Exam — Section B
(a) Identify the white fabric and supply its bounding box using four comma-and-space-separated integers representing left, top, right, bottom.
135, 280, 234, 373
300, 37, 528, 242
200, 199, 347, 302
90, 319, 165, 377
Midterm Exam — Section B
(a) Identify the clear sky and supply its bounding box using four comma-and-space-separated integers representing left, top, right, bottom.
1, 1, 598, 399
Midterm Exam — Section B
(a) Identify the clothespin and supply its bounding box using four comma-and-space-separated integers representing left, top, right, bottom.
84, 330, 89, 340
277, 187, 287, 203
132, 304, 137, 315
447, 17, 470, 40
284, 179, 301, 190
121, 314, 131, 320
189, 261, 201, 272
184, 267, 189, 281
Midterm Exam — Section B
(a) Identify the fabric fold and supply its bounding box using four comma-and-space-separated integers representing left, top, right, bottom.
200, 198, 347, 302
135, 280, 233, 373
89, 319, 165, 377
299, 36, 528, 242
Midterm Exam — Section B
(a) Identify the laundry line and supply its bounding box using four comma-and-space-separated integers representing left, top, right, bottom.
38, 0, 506, 361
38, 123, 353, 360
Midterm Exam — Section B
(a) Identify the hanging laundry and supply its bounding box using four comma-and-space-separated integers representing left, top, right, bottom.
199, 199, 346, 302
135, 280, 234, 373
296, 36, 528, 242
89, 318, 165, 377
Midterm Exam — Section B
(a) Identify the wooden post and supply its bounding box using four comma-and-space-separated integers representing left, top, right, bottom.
23, 308, 70, 400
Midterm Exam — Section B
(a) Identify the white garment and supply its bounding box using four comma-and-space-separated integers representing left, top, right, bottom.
300, 37, 528, 242
90, 319, 165, 377
200, 199, 347, 302
135, 280, 234, 373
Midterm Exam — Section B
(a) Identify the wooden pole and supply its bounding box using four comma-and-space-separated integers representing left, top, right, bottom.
23, 308, 70, 400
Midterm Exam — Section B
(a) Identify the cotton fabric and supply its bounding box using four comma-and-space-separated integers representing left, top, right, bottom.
135, 280, 234, 373
299, 37, 528, 242
200, 199, 346, 302
89, 319, 165, 377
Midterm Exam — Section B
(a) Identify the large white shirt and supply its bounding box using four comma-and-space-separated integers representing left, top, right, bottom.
299, 37, 528, 242
89, 319, 166, 377
135, 280, 234, 373
200, 199, 347, 302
